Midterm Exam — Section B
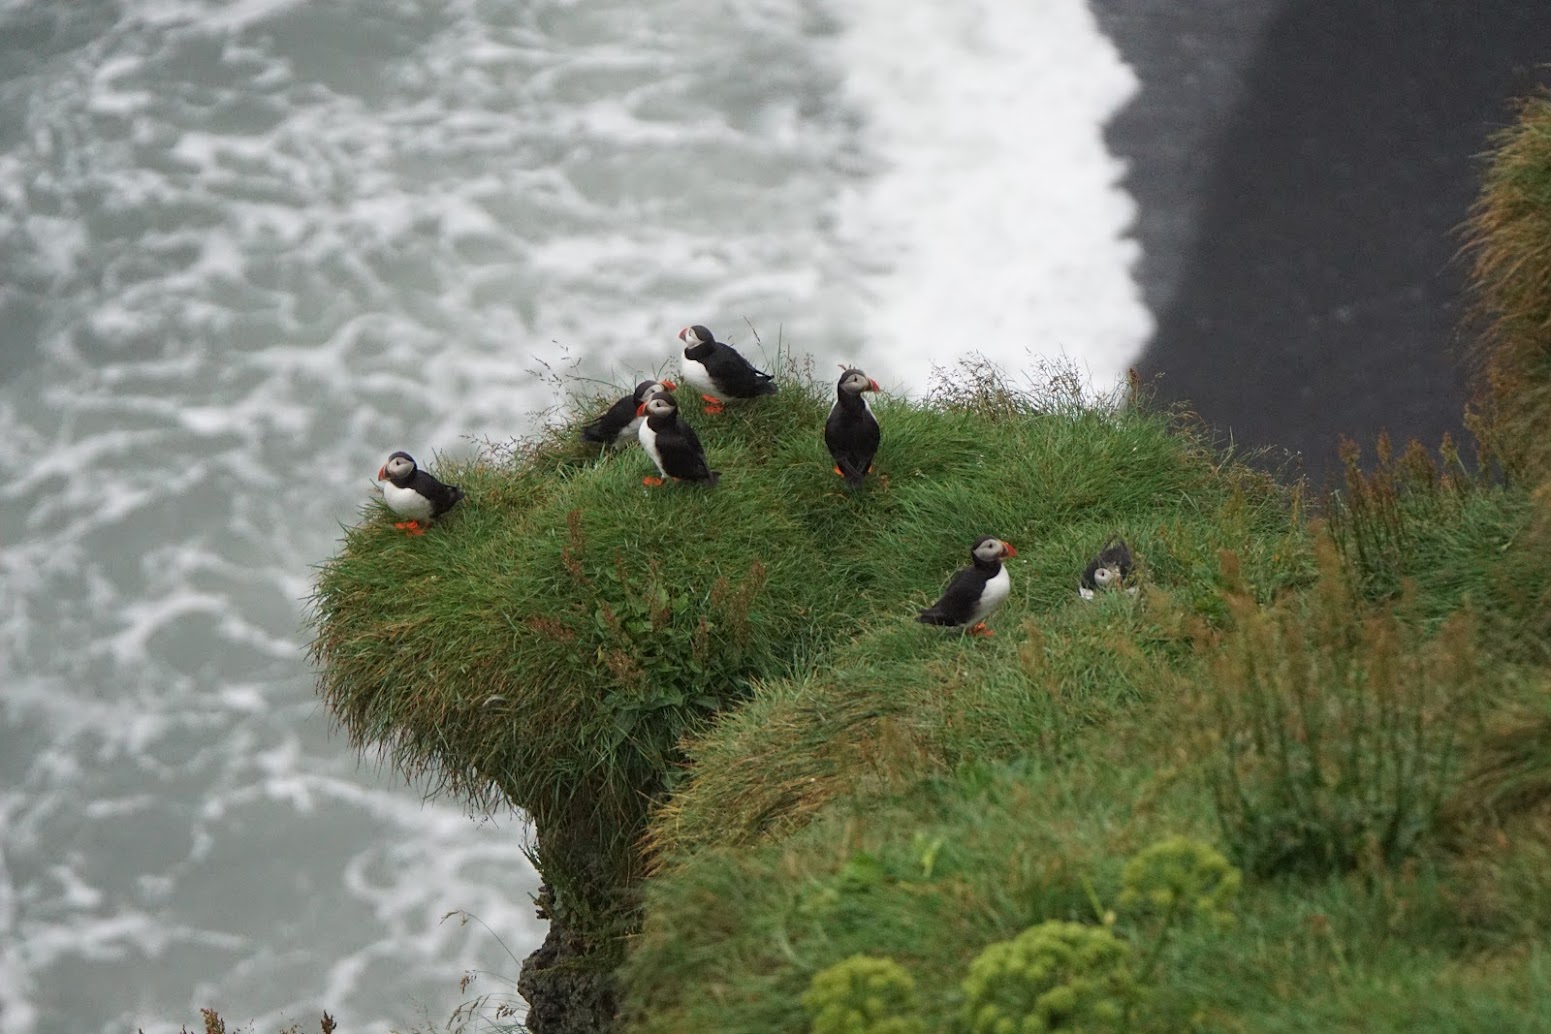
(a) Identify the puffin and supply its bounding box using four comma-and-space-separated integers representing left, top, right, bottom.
377, 451, 465, 535
824, 366, 881, 489
1079, 538, 1137, 599
917, 536, 1017, 636
579, 378, 677, 446
637, 389, 719, 486
677, 324, 777, 414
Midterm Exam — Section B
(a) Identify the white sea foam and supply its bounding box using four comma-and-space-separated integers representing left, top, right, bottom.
0, 0, 1147, 1030
826, 0, 1152, 395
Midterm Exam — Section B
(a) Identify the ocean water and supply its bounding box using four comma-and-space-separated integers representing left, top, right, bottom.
0, 0, 1147, 1030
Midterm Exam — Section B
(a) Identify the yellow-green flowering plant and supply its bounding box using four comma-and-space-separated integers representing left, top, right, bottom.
960, 920, 1135, 1033
1118, 836, 1241, 928
802, 955, 926, 1034
1118, 836, 1243, 984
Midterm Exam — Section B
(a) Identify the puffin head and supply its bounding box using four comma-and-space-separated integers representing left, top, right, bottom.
637, 390, 679, 419
678, 325, 713, 347
634, 378, 676, 402
971, 536, 1017, 563
1092, 564, 1122, 590
378, 450, 416, 481
837, 367, 881, 395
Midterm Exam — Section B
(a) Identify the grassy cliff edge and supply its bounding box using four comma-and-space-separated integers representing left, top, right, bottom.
307, 96, 1551, 1033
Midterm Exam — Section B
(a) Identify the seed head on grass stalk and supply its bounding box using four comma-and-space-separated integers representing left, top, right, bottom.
1195, 537, 1485, 877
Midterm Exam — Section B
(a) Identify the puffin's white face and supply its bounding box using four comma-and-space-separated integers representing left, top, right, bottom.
643, 394, 677, 419
380, 453, 416, 480
838, 369, 880, 395
635, 379, 676, 402
972, 537, 1016, 563
678, 325, 710, 347
1093, 565, 1121, 589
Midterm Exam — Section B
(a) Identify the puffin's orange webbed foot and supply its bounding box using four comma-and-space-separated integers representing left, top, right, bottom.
395, 521, 426, 536
701, 395, 725, 414
642, 476, 665, 487
968, 623, 994, 638
833, 466, 844, 477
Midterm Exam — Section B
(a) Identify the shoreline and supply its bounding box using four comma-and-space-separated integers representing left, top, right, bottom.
1094, 0, 1551, 481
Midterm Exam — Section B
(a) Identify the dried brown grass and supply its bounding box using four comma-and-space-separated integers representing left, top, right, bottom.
1465, 93, 1551, 481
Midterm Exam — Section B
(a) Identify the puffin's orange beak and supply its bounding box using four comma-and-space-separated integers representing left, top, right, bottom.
1002, 542, 1018, 558
636, 402, 648, 416
678, 327, 690, 341
376, 465, 387, 481
868, 378, 881, 392
662, 379, 677, 391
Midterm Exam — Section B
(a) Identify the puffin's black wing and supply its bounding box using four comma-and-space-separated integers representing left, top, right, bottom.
580, 393, 638, 444
409, 469, 465, 517
656, 416, 718, 483
917, 566, 985, 626
705, 342, 777, 398
824, 402, 881, 488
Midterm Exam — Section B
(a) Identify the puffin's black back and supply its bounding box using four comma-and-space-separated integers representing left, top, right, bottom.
409, 469, 465, 517
825, 389, 881, 488
581, 380, 661, 444
685, 329, 777, 399
918, 551, 1002, 626
645, 409, 719, 484
580, 393, 640, 444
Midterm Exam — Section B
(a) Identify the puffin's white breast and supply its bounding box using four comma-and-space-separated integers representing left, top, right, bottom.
382, 481, 434, 521
638, 419, 667, 475
970, 565, 1011, 624
680, 356, 718, 398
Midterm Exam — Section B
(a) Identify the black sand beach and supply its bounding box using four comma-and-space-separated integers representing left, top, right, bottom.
1094, 0, 1551, 481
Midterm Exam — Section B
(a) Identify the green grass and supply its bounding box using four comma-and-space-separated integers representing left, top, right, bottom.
312, 360, 1283, 940
301, 87, 1551, 1034
311, 351, 1551, 1033
609, 409, 1550, 1031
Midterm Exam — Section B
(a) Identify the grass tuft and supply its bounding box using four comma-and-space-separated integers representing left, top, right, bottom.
1465, 91, 1551, 482
138, 1011, 340, 1034
1190, 537, 1485, 877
